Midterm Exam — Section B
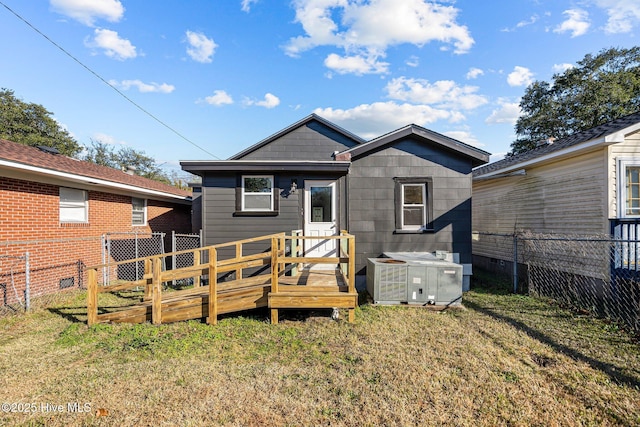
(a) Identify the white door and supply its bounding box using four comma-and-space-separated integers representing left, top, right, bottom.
304, 180, 338, 269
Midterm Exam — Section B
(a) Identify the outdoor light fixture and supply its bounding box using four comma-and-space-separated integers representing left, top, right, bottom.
290, 179, 298, 193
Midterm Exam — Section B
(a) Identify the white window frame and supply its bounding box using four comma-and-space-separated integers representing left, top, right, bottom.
132, 197, 147, 226
241, 175, 274, 211
617, 158, 640, 218
59, 187, 88, 223
401, 183, 427, 231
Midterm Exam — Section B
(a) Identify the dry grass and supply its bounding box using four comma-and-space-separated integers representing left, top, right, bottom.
1, 277, 639, 427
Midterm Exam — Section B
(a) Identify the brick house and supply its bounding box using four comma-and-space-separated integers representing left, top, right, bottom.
0, 139, 192, 307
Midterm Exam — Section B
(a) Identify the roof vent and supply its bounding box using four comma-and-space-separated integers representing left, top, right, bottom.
36, 145, 60, 155
124, 165, 137, 175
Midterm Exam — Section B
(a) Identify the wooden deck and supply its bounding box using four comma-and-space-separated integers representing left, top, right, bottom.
86, 232, 357, 326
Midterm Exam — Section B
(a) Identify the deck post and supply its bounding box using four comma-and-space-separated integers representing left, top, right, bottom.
152, 257, 162, 325
235, 242, 242, 281
270, 237, 279, 324
348, 235, 356, 294
348, 234, 356, 323
207, 247, 218, 325
87, 268, 98, 326
291, 232, 299, 277
143, 259, 152, 300
194, 249, 201, 287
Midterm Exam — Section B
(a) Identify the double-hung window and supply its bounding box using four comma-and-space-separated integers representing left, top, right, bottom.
241, 175, 274, 211
618, 158, 640, 218
59, 187, 88, 223
132, 197, 147, 225
394, 178, 433, 232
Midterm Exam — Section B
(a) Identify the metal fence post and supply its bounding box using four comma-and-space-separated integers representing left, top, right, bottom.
513, 234, 518, 293
135, 232, 139, 281
172, 231, 176, 287
24, 252, 30, 311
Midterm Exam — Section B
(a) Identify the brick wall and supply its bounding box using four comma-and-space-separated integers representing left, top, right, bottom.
0, 176, 191, 307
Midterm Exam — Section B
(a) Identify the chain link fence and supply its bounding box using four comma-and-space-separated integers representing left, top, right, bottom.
171, 231, 203, 287
0, 236, 102, 310
0, 253, 30, 312
101, 232, 166, 285
1, 231, 199, 309
473, 231, 640, 335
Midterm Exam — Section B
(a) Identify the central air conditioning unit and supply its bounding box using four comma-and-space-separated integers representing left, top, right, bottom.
366, 254, 462, 306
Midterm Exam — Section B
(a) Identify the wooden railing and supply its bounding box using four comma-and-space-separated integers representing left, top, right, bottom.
269, 231, 356, 323
86, 231, 357, 326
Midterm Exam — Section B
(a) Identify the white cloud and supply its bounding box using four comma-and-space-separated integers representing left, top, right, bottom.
552, 63, 573, 73
313, 101, 465, 139
443, 130, 481, 147
324, 53, 389, 75
203, 90, 234, 106
489, 152, 507, 163
241, 0, 259, 12
507, 66, 534, 87
54, 118, 76, 140
466, 67, 484, 79
485, 99, 520, 125
595, 0, 640, 34
385, 77, 488, 110
185, 31, 217, 63
405, 55, 420, 67
92, 132, 126, 145
554, 9, 590, 37
245, 93, 280, 108
285, 0, 474, 75
109, 79, 175, 93
517, 14, 539, 28
502, 14, 540, 32
85, 28, 136, 60
50, 0, 124, 26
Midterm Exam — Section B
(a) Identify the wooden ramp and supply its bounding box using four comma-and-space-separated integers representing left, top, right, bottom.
86, 232, 357, 326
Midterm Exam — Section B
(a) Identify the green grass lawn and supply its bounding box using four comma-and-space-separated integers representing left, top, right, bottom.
1, 278, 638, 426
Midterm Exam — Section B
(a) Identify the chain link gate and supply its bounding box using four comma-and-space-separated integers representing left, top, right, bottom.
102, 232, 166, 285
171, 230, 202, 287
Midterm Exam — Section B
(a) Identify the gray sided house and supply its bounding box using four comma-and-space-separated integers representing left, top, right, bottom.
181, 114, 489, 277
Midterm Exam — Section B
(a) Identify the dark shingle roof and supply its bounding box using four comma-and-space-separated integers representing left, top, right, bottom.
228, 114, 366, 160
473, 111, 640, 177
0, 138, 191, 199
341, 123, 490, 167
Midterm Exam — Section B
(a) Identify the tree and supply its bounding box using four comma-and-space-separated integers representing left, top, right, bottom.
83, 140, 172, 184
510, 46, 640, 155
0, 88, 82, 156
1, 88, 191, 188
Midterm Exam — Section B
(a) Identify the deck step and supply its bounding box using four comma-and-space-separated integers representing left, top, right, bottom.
269, 291, 357, 309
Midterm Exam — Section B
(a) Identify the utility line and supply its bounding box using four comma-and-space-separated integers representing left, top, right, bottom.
0, 1, 221, 160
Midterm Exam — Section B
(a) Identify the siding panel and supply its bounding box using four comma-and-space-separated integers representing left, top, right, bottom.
472, 148, 607, 261
349, 139, 474, 272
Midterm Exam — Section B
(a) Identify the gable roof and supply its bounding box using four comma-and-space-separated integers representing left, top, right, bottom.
228, 114, 366, 160
473, 111, 640, 178
339, 124, 490, 167
0, 139, 191, 202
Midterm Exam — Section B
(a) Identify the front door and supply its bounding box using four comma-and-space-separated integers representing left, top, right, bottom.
304, 180, 338, 269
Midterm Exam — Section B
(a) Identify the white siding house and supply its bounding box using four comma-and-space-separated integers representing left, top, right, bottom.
472, 112, 640, 277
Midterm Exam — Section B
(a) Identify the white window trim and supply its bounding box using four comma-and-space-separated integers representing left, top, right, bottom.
401, 183, 427, 230
617, 158, 640, 218
132, 197, 147, 226
59, 187, 88, 223
241, 175, 274, 212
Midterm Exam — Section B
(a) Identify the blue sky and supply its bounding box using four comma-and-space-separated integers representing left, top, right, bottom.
1, 0, 639, 177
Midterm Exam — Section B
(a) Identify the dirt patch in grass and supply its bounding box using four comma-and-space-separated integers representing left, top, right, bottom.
1, 282, 639, 426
